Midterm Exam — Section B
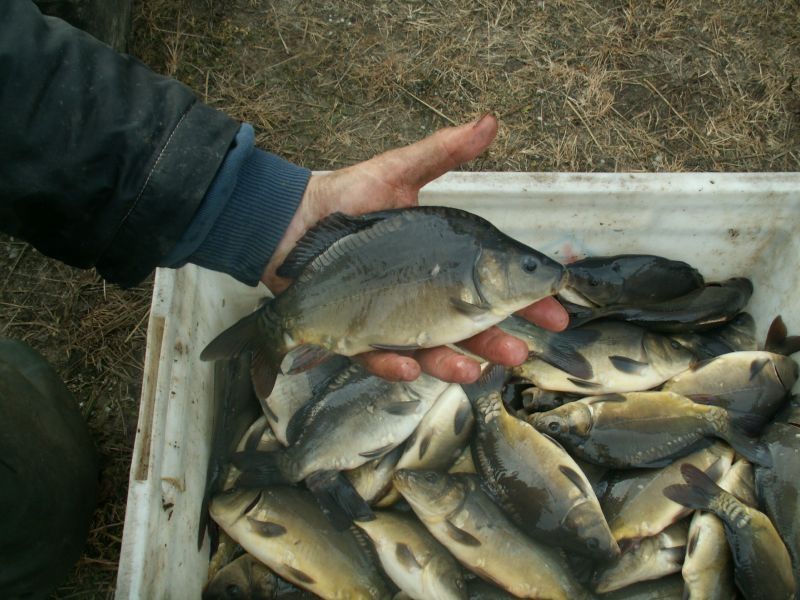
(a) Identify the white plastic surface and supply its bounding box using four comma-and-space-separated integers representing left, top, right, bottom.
116, 172, 800, 599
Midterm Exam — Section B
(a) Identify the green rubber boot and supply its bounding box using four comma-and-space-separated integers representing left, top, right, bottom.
0, 339, 98, 599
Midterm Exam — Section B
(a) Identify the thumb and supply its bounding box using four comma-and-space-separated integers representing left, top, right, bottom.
373, 114, 498, 190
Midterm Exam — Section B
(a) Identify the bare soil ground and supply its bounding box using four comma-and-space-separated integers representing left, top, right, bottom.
0, 0, 796, 597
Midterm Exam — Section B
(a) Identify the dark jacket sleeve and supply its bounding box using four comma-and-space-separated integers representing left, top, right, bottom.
0, 0, 240, 286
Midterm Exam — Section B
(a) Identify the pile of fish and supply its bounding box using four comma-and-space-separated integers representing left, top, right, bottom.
199, 208, 800, 600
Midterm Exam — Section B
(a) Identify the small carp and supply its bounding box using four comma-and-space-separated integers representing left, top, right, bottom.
379, 384, 473, 507
592, 521, 688, 594
394, 470, 591, 599
565, 278, 753, 333
564, 254, 703, 307
662, 350, 798, 431
755, 410, 800, 592
233, 364, 448, 525
465, 365, 618, 560
502, 319, 696, 394
355, 511, 466, 600
201, 356, 262, 550
682, 459, 756, 600
527, 391, 766, 468
201, 207, 565, 398
209, 487, 389, 599
203, 554, 278, 600
665, 464, 796, 600
601, 442, 733, 543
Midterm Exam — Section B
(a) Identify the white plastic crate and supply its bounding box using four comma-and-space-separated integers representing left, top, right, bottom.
116, 172, 800, 599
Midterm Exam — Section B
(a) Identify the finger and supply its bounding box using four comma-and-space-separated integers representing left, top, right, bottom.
516, 296, 569, 331
373, 114, 499, 190
458, 327, 529, 366
356, 350, 421, 382
414, 346, 482, 383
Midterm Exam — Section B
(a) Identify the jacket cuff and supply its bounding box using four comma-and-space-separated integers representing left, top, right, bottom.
165, 125, 310, 286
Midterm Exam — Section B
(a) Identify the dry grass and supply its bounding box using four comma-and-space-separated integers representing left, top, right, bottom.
0, 0, 795, 596
133, 0, 798, 171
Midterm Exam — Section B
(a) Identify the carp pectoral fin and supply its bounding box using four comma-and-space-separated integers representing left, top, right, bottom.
450, 296, 491, 316
608, 355, 650, 374
282, 345, 336, 375
370, 343, 421, 351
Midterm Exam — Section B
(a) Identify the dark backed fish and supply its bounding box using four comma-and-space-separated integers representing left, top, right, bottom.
682, 459, 756, 600
394, 470, 592, 600
754, 404, 800, 592
503, 319, 697, 394
200, 356, 262, 550
563, 254, 703, 307
378, 384, 473, 507
201, 207, 565, 398
527, 391, 767, 468
592, 521, 688, 594
565, 278, 753, 333
355, 511, 467, 600
465, 365, 618, 560
664, 464, 795, 600
209, 487, 388, 599
233, 364, 448, 526
600, 442, 733, 544
662, 350, 798, 432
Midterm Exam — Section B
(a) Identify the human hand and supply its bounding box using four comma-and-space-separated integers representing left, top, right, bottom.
261, 114, 568, 383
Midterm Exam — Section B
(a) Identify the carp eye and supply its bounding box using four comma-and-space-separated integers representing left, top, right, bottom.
423, 472, 438, 483
225, 584, 244, 599
670, 340, 681, 349
547, 420, 561, 434
589, 277, 599, 287
522, 256, 539, 273
587, 537, 599, 549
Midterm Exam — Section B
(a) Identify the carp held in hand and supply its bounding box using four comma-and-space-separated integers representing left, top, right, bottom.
201, 207, 565, 398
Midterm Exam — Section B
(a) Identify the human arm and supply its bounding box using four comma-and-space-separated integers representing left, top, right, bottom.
0, 0, 241, 286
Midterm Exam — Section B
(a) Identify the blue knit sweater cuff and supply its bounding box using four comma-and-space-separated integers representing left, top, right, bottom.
162, 124, 311, 286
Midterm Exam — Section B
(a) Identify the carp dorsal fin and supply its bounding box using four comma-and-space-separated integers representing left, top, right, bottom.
277, 211, 392, 279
